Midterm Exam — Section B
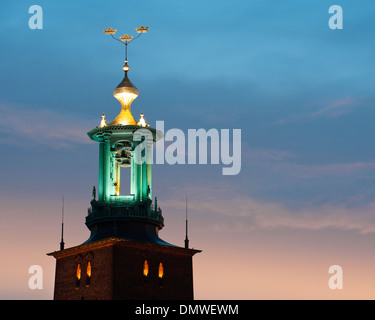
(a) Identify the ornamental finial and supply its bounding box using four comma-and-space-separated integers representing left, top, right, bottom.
104, 25, 149, 63
99, 113, 107, 127
137, 112, 149, 127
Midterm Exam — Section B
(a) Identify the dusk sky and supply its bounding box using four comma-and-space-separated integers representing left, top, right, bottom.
1, 0, 375, 299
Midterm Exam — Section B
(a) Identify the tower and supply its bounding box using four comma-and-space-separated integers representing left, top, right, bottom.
48, 26, 201, 300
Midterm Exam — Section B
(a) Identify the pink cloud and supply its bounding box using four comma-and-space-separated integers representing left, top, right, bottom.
0, 104, 95, 148
163, 187, 375, 235
274, 96, 360, 125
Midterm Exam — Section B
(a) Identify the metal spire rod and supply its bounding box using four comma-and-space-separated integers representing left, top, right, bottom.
185, 194, 189, 249
60, 196, 65, 251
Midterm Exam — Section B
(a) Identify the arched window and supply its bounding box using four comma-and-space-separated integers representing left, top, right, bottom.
143, 260, 149, 277
158, 262, 164, 287
76, 264, 81, 288
86, 261, 91, 287
158, 262, 164, 279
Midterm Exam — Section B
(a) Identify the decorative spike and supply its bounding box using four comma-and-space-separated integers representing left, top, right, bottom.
60, 196, 65, 251
185, 194, 189, 249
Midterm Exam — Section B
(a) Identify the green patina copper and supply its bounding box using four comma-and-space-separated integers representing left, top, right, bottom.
85, 67, 164, 236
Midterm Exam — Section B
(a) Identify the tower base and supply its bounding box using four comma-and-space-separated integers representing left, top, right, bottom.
48, 237, 201, 300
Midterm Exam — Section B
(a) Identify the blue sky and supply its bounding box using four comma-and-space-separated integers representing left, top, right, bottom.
1, 0, 375, 299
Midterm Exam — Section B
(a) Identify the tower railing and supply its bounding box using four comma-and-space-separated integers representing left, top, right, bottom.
86, 198, 164, 226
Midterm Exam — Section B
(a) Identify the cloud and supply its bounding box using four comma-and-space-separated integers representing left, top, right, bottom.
163, 186, 375, 235
263, 161, 375, 180
241, 143, 375, 178
308, 96, 358, 118
243, 147, 295, 165
0, 104, 95, 148
241, 142, 375, 177
274, 96, 360, 125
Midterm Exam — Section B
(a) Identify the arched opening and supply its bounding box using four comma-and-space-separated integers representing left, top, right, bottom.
114, 141, 133, 196
143, 260, 149, 277
158, 262, 164, 287
158, 262, 163, 279
76, 264, 81, 288
86, 261, 91, 287
143, 259, 149, 284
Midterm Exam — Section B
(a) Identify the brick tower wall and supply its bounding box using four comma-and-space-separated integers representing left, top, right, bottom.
51, 239, 198, 300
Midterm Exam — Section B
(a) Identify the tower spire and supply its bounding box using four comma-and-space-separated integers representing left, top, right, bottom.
185, 194, 189, 249
60, 196, 65, 251
103, 25, 149, 126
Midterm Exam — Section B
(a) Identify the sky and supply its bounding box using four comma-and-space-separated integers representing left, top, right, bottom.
1, 0, 375, 299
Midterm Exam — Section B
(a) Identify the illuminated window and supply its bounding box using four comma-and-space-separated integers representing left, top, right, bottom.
87, 261, 91, 277
143, 260, 149, 277
86, 261, 91, 287
76, 264, 81, 288
158, 262, 164, 287
76, 264, 81, 280
158, 262, 164, 279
